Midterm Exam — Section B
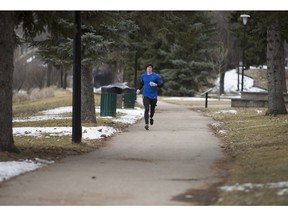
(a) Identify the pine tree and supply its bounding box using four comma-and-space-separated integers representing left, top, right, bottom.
158, 12, 216, 96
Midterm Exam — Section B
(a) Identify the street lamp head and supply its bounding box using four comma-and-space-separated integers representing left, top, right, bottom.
240, 14, 250, 25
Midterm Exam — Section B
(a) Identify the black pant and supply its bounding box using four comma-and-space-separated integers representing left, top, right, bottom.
143, 96, 157, 124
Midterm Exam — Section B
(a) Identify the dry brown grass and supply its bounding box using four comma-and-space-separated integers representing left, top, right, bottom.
199, 106, 288, 205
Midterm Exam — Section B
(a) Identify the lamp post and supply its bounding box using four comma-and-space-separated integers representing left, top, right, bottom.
240, 14, 250, 92
72, 11, 82, 143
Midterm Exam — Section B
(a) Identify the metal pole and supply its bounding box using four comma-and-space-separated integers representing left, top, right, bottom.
72, 11, 82, 143
241, 24, 246, 92
237, 66, 240, 91
134, 50, 138, 100
134, 50, 138, 89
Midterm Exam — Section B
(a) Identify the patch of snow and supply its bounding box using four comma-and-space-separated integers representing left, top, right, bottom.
14, 106, 144, 124
221, 181, 288, 196
215, 110, 237, 114
0, 159, 54, 182
213, 69, 267, 93
218, 130, 227, 135
256, 109, 263, 114
163, 97, 229, 102
82, 126, 118, 139
13, 126, 117, 140
210, 121, 224, 128
113, 107, 143, 124
277, 188, 288, 196
42, 106, 72, 115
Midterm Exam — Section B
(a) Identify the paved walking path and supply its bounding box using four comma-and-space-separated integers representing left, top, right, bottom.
0, 100, 224, 205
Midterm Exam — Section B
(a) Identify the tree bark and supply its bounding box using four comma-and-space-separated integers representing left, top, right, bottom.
81, 64, 96, 123
0, 12, 20, 153
63, 72, 67, 89
47, 63, 52, 87
114, 60, 125, 108
266, 18, 287, 115
219, 72, 225, 95
114, 60, 124, 83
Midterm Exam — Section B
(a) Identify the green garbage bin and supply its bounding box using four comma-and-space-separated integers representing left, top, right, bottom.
123, 88, 136, 108
100, 87, 117, 117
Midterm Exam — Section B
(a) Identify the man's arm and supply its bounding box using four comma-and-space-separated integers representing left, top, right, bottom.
156, 75, 163, 88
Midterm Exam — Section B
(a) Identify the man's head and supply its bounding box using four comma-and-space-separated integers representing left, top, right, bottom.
146, 64, 153, 69
146, 64, 153, 74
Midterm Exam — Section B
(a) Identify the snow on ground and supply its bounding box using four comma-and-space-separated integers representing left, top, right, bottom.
13, 106, 144, 124
13, 126, 118, 140
214, 68, 266, 93
1, 106, 144, 182
163, 68, 265, 103
0, 159, 54, 182
221, 181, 288, 196
215, 110, 237, 114
163, 97, 230, 101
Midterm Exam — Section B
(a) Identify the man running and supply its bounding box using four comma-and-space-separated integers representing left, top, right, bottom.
137, 64, 163, 130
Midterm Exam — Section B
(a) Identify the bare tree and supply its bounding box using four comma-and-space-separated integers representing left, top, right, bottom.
211, 41, 228, 95
266, 18, 287, 115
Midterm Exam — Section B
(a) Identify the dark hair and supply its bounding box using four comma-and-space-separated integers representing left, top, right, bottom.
145, 64, 153, 69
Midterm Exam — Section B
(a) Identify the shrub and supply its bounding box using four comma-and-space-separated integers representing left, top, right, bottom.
13, 91, 30, 102
13, 87, 55, 102
30, 87, 55, 100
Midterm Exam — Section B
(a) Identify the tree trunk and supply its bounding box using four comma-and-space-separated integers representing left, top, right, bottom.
114, 60, 125, 108
63, 72, 67, 89
47, 63, 52, 87
266, 18, 287, 115
282, 66, 287, 93
219, 72, 225, 95
114, 60, 124, 83
81, 64, 96, 123
60, 66, 63, 88
0, 12, 19, 153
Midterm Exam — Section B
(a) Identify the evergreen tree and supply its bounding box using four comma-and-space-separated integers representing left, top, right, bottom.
125, 11, 216, 96
158, 12, 216, 96
31, 12, 137, 123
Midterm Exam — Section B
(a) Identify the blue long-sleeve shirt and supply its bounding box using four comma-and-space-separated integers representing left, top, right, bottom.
139, 72, 163, 99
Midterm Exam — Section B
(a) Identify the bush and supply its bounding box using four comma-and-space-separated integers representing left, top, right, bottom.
13, 91, 30, 102
29, 87, 55, 100
13, 87, 55, 102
